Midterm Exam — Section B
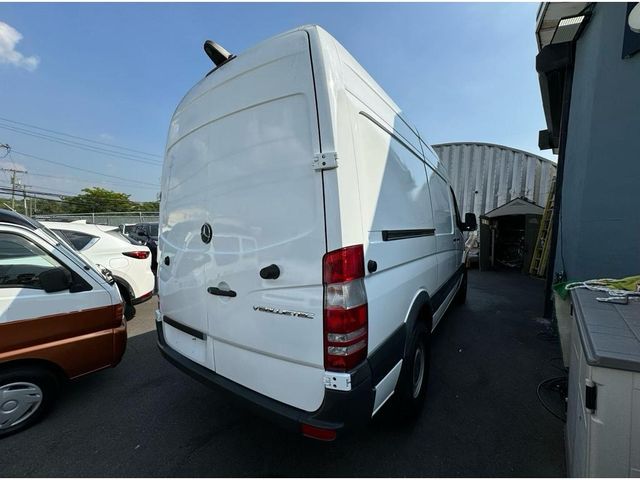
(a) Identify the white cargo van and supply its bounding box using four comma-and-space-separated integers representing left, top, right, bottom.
157, 25, 477, 440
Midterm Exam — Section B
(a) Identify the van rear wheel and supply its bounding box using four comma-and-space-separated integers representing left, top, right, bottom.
0, 367, 58, 438
394, 322, 430, 418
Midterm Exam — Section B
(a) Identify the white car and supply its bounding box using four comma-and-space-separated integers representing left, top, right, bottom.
157, 25, 477, 440
42, 221, 155, 320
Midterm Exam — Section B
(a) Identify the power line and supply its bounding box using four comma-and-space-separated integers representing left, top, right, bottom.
17, 183, 83, 197
0, 185, 64, 197
0, 123, 163, 166
0, 116, 162, 159
0, 190, 117, 213
11, 150, 160, 188
26, 171, 159, 190
0, 187, 157, 212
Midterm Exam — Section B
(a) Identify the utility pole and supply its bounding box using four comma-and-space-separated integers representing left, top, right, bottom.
0, 143, 10, 159
22, 185, 28, 216
0, 167, 27, 211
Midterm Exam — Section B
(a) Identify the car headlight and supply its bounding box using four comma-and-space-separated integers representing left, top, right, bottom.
96, 264, 115, 284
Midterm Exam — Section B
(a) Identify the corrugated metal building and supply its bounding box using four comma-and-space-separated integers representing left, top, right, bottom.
432, 142, 557, 220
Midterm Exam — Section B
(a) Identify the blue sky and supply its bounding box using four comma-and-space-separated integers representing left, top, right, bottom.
0, 2, 553, 203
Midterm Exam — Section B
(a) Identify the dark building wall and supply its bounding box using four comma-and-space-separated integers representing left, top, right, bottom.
555, 2, 640, 281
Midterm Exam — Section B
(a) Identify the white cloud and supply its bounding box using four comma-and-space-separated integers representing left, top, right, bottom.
0, 21, 39, 71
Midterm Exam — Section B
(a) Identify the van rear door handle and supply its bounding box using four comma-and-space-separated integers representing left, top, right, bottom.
207, 287, 237, 297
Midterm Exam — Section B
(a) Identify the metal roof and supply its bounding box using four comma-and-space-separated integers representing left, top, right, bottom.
433, 142, 556, 166
432, 142, 557, 220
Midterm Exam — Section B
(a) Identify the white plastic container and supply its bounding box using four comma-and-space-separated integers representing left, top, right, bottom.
566, 290, 640, 477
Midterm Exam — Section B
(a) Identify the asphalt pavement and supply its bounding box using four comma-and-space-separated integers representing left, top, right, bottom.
0, 270, 566, 477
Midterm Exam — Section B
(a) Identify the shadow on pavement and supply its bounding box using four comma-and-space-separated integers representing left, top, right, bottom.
0, 270, 565, 477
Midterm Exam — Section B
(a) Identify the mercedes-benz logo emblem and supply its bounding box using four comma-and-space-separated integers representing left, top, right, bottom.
201, 223, 213, 244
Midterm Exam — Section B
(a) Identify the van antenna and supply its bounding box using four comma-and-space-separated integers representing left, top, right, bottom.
204, 40, 235, 68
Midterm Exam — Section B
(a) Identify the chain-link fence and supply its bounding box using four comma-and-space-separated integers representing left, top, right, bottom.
34, 212, 159, 226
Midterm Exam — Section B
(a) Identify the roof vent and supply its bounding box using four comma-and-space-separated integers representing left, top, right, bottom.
203, 40, 234, 67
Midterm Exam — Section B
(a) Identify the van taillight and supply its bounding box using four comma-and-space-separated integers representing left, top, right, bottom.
323, 245, 368, 371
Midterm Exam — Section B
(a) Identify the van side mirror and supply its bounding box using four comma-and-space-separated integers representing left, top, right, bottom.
39, 267, 73, 293
463, 213, 477, 231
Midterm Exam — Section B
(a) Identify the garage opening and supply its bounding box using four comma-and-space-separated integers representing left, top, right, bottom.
479, 197, 543, 273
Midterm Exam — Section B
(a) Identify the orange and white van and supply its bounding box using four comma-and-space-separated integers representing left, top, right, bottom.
0, 210, 126, 437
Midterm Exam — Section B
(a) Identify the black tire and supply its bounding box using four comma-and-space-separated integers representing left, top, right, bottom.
0, 366, 59, 438
117, 283, 136, 321
455, 269, 468, 305
394, 322, 431, 418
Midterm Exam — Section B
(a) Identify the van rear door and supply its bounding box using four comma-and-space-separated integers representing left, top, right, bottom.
161, 30, 327, 412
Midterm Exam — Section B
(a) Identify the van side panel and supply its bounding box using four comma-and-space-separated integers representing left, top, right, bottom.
0, 304, 121, 378
321, 41, 439, 358
349, 106, 439, 353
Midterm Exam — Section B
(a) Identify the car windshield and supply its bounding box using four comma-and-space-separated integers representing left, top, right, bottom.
108, 229, 141, 245
148, 224, 159, 236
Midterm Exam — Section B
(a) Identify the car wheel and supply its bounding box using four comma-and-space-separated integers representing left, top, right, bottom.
0, 367, 59, 438
394, 322, 430, 418
455, 269, 468, 305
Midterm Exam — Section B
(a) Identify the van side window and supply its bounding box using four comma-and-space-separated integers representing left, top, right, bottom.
0, 233, 64, 289
356, 114, 434, 231
450, 187, 463, 229
428, 172, 453, 235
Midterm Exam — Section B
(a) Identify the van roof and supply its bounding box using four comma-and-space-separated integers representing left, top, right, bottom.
171, 24, 448, 181
0, 209, 39, 230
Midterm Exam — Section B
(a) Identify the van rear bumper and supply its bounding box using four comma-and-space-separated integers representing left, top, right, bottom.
156, 321, 375, 437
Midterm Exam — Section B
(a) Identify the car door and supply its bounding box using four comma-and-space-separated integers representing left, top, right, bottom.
0, 230, 116, 375
160, 30, 326, 412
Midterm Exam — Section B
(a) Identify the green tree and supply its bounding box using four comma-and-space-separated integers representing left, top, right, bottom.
62, 187, 135, 213
137, 200, 160, 212
31, 198, 66, 215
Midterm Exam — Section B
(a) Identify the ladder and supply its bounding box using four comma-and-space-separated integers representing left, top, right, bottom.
529, 177, 556, 277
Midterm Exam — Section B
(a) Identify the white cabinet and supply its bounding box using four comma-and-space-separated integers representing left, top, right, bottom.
566, 290, 640, 477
